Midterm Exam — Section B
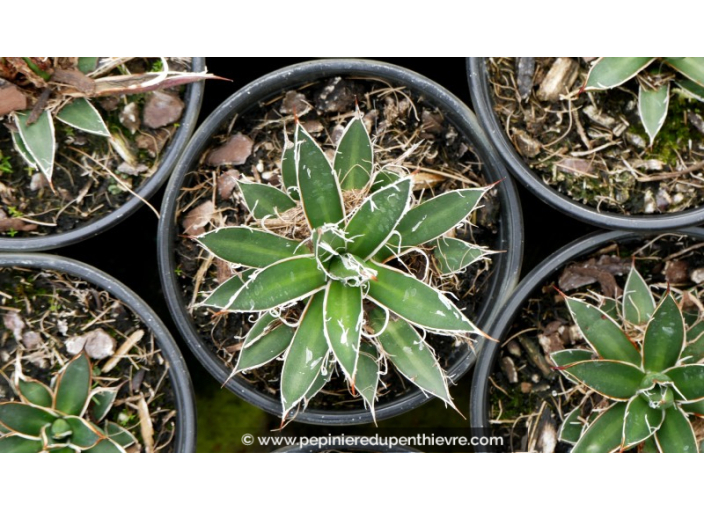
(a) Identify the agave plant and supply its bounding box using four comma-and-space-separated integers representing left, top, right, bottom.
0, 57, 213, 182
0, 353, 137, 453
551, 265, 704, 453
196, 114, 494, 418
581, 57, 704, 145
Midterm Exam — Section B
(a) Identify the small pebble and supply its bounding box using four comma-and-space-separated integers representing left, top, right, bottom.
3, 311, 25, 341
207, 134, 254, 166
513, 130, 541, 158
691, 268, 704, 284
665, 259, 689, 284
119, 102, 141, 134
421, 110, 444, 135
279, 91, 310, 116
182, 200, 214, 236
131, 369, 146, 392
500, 357, 518, 384
30, 173, 49, 191
117, 162, 149, 176
67, 328, 116, 359
143, 91, 184, 129
217, 170, 240, 200
656, 189, 672, 211
506, 340, 522, 358
21, 331, 42, 350
84, 329, 116, 360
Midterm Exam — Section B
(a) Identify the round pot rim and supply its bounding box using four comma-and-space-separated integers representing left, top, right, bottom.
469, 227, 704, 452
0, 57, 206, 252
159, 58, 524, 426
0, 252, 197, 452
467, 57, 704, 231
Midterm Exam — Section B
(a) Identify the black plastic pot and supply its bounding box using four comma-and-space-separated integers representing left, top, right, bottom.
159, 58, 523, 425
0, 58, 206, 252
467, 57, 704, 231
469, 228, 704, 452
0, 253, 197, 452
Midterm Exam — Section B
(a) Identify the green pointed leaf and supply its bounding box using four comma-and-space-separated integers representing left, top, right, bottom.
54, 353, 91, 416
370, 308, 452, 405
238, 181, 296, 220
77, 57, 99, 74
433, 237, 491, 275
623, 266, 655, 325
641, 436, 660, 453
572, 403, 627, 453
0, 434, 43, 453
562, 360, 643, 401
313, 227, 347, 265
227, 256, 326, 312
393, 188, 487, 248
683, 326, 704, 364
559, 407, 585, 445
47, 445, 80, 453
333, 117, 373, 190
623, 396, 665, 448
64, 416, 103, 448
11, 130, 37, 168
638, 81, 669, 146
51, 418, 72, 440
304, 357, 334, 403
18, 378, 53, 408
323, 281, 363, 381
14, 110, 55, 180
687, 319, 704, 342
356, 343, 380, 414
90, 388, 118, 423
584, 57, 655, 90
677, 80, 704, 102
84, 438, 125, 453
643, 294, 685, 373
198, 227, 306, 268
281, 144, 300, 200
665, 57, 704, 87
371, 168, 401, 192
565, 297, 641, 365
326, 253, 377, 287
105, 421, 137, 448
235, 319, 295, 372
243, 312, 279, 346
0, 403, 56, 437
655, 406, 699, 453
295, 124, 344, 229
345, 178, 412, 260
281, 293, 330, 414
681, 399, 704, 416
202, 270, 254, 309
551, 349, 595, 383
666, 365, 704, 402
600, 297, 619, 321
367, 261, 479, 334
551, 349, 595, 366
56, 98, 110, 136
